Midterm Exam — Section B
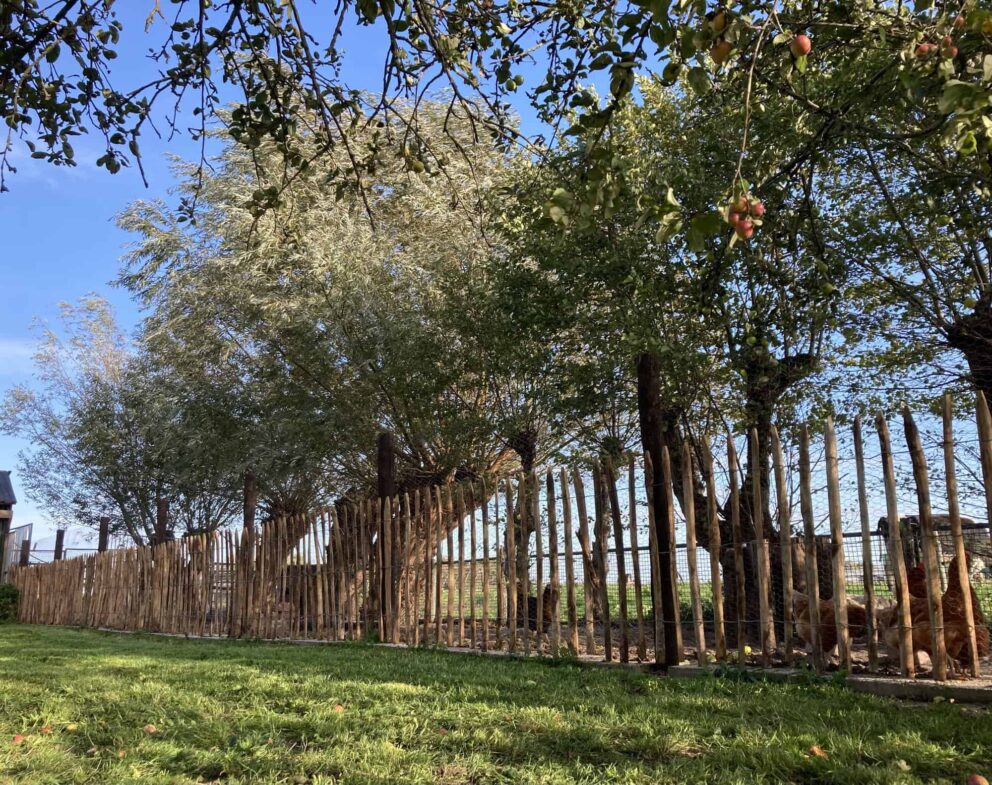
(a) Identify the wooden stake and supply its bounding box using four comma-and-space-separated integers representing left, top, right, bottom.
852, 416, 879, 671
627, 456, 647, 661
682, 441, 707, 667
571, 466, 596, 656
943, 394, 980, 676
770, 425, 794, 664
481, 480, 491, 652
605, 457, 630, 663
824, 417, 851, 670
592, 462, 612, 661
876, 414, 915, 678
560, 469, 579, 656
643, 452, 664, 665
546, 469, 561, 654
903, 408, 948, 682
506, 476, 518, 653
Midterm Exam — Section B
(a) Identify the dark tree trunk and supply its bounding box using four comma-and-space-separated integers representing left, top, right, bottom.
508, 428, 539, 604
945, 305, 992, 401
243, 470, 258, 531
376, 431, 397, 630
154, 497, 170, 546
636, 351, 681, 666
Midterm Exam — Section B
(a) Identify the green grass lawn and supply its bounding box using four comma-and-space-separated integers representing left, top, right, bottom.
1, 625, 989, 785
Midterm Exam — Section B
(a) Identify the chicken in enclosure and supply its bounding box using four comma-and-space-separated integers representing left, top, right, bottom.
906, 561, 928, 599
793, 591, 869, 655
878, 553, 989, 672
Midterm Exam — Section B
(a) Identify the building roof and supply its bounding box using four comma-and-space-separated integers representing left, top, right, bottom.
0, 471, 16, 505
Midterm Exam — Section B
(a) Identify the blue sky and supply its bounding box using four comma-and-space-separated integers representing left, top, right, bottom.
0, 5, 553, 542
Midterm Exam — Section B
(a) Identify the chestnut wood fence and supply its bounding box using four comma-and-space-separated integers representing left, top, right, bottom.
9, 395, 992, 682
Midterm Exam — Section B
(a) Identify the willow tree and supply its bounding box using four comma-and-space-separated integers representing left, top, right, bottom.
0, 298, 243, 544
117, 100, 525, 610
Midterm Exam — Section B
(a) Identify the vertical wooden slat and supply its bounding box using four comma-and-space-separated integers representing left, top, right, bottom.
852, 416, 879, 671
903, 408, 948, 682
469, 484, 478, 649
682, 441, 706, 666
770, 425, 794, 665
559, 469, 579, 656
976, 392, 992, 547
481, 480, 491, 652
445, 486, 456, 648
727, 437, 747, 664
533, 472, 545, 653
506, 476, 518, 652
660, 447, 683, 662
824, 417, 851, 670
571, 466, 596, 655
701, 440, 726, 661
434, 487, 444, 645
592, 463, 612, 661
627, 457, 647, 661
943, 394, 980, 676
495, 480, 505, 649
605, 458, 630, 663
876, 415, 915, 677
748, 429, 774, 667
403, 492, 413, 646
457, 485, 466, 647
546, 469, 561, 654
421, 491, 432, 644
520, 473, 531, 656
643, 452, 664, 664
798, 425, 824, 672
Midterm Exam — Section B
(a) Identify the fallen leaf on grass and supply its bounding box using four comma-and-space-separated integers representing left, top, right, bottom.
808, 745, 828, 759
333, 704, 345, 713
12, 734, 25, 746
143, 724, 157, 735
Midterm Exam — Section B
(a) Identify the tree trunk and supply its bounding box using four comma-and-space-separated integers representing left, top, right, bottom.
636, 351, 681, 666
945, 305, 992, 401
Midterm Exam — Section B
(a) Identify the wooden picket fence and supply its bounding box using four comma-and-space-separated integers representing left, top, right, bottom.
9, 394, 992, 682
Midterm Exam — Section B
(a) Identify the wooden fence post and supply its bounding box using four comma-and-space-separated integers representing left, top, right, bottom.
546, 469, 561, 653
852, 416, 879, 671
976, 392, 992, 548
749, 429, 774, 666
876, 414, 915, 677
605, 457, 630, 663
571, 466, 596, 655
627, 456, 648, 661
560, 468, 579, 656
903, 408, 948, 682
798, 425, 824, 673
681, 441, 706, 666
701, 440, 726, 661
481, 480, 491, 652
943, 394, 980, 676
660, 446, 683, 663
770, 425, 793, 665
727, 436, 747, 663
592, 462, 612, 661
824, 417, 851, 671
